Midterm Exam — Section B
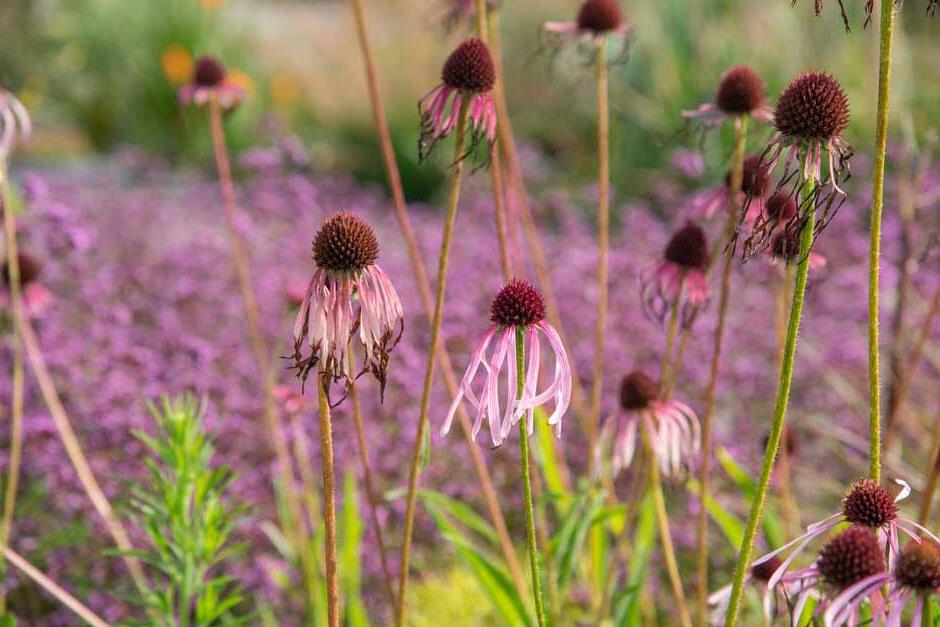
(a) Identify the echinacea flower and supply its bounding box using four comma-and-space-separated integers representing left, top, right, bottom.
543, 0, 633, 59
776, 526, 888, 626
753, 480, 940, 592
2, 252, 53, 318
599, 370, 700, 477
682, 65, 773, 130
290, 212, 403, 400
178, 55, 246, 110
419, 38, 497, 163
739, 71, 853, 259
641, 221, 710, 329
441, 279, 572, 447
695, 154, 771, 222
0, 89, 31, 162
768, 208, 827, 271
709, 556, 785, 625
881, 540, 940, 626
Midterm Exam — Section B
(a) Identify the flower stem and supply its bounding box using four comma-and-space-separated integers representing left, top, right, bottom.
867, 0, 896, 484
396, 101, 470, 626
695, 115, 748, 624
516, 327, 548, 626
589, 38, 611, 474
723, 177, 816, 627
347, 0, 526, 594
642, 425, 692, 627
659, 294, 681, 385
316, 374, 340, 627
0, 164, 24, 614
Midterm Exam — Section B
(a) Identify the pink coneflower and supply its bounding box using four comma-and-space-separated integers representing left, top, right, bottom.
769, 216, 827, 271
441, 279, 572, 447
753, 480, 940, 590
1, 253, 53, 318
696, 154, 772, 222
543, 0, 633, 58
178, 56, 245, 110
0, 90, 30, 161
290, 212, 403, 400
709, 556, 785, 625
419, 38, 497, 163
641, 221, 711, 329
600, 370, 700, 477
683, 65, 773, 130
739, 72, 852, 259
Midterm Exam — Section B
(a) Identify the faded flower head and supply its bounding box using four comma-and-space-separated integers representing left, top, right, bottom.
1, 251, 53, 318
0, 89, 31, 161
895, 541, 940, 592
419, 38, 498, 163
600, 369, 700, 477
543, 0, 632, 61
178, 55, 246, 110
683, 65, 773, 129
697, 154, 771, 222
443, 279, 571, 447
290, 212, 403, 401
641, 222, 710, 330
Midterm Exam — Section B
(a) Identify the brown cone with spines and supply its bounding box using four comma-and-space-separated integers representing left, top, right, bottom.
664, 222, 708, 271
490, 279, 545, 328
312, 212, 380, 273
841, 479, 898, 527
895, 541, 940, 591
816, 526, 885, 591
619, 371, 659, 411
442, 38, 496, 93
576, 0, 623, 33
774, 72, 850, 141
715, 66, 766, 115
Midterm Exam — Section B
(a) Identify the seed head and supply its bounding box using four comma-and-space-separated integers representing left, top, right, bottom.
576, 0, 623, 33
193, 56, 226, 87
664, 222, 708, 271
726, 155, 771, 196
715, 66, 766, 115
2, 252, 41, 287
774, 72, 850, 141
619, 371, 659, 411
895, 541, 940, 591
816, 526, 885, 591
490, 279, 545, 328
751, 556, 783, 583
442, 38, 495, 93
312, 212, 380, 273
765, 191, 798, 223
841, 479, 898, 527
771, 230, 801, 262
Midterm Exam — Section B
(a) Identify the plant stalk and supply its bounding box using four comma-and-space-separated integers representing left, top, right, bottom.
396, 102, 470, 626
918, 412, 940, 525
317, 375, 340, 627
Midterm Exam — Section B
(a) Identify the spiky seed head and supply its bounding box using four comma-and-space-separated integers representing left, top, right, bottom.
715, 66, 766, 115
726, 155, 771, 196
193, 56, 226, 87
774, 71, 850, 141
2, 252, 41, 286
312, 212, 380, 273
442, 38, 496, 93
664, 222, 708, 270
490, 279, 545, 327
619, 371, 659, 411
841, 479, 898, 527
816, 526, 885, 591
576, 0, 623, 33
895, 541, 940, 591
750, 556, 783, 582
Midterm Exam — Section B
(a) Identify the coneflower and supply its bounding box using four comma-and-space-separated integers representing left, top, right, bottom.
708, 556, 786, 625
641, 221, 711, 330
543, 0, 633, 57
683, 65, 773, 130
1, 252, 53, 318
769, 222, 827, 270
696, 154, 772, 222
177, 55, 246, 109
418, 38, 497, 162
882, 541, 940, 625
290, 211, 404, 399
599, 370, 700, 477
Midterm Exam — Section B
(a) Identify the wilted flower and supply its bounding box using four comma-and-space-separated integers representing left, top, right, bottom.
599, 370, 700, 477
0, 89, 31, 161
178, 55, 246, 110
543, 0, 633, 59
641, 221, 710, 329
709, 556, 785, 625
432, 0, 500, 32
1, 252, 53, 318
696, 154, 772, 222
739, 71, 853, 259
683, 65, 773, 130
419, 38, 497, 163
769, 212, 827, 271
290, 212, 403, 400
442, 279, 572, 447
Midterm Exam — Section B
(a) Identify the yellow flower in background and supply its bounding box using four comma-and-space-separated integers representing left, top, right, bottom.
227, 70, 255, 98
161, 45, 193, 85
271, 73, 301, 108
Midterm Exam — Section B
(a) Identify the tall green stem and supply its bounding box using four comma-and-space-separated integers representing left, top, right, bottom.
516, 327, 548, 626
695, 115, 748, 624
396, 101, 470, 626
723, 175, 816, 627
867, 0, 896, 484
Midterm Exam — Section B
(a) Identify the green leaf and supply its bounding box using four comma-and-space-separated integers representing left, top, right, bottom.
551, 490, 604, 591
420, 490, 499, 547
340, 472, 369, 627
612, 494, 656, 626
533, 407, 569, 501
686, 479, 744, 548
716, 447, 786, 549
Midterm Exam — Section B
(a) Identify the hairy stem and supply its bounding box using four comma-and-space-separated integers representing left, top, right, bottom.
867, 0, 896, 483
516, 327, 548, 626
347, 0, 525, 592
396, 102, 470, 626
723, 177, 816, 627
317, 375, 340, 627
695, 115, 748, 624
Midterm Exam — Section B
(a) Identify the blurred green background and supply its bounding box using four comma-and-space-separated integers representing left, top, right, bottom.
2, 0, 939, 201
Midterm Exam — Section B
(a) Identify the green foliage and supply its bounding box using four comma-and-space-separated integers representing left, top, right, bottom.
125, 395, 248, 626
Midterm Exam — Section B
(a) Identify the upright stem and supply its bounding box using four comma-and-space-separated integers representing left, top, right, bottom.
642, 426, 693, 627
316, 376, 340, 627
659, 294, 681, 385
516, 327, 548, 626
723, 177, 816, 627
589, 39, 611, 473
867, 0, 896, 484
695, 115, 748, 625
396, 103, 470, 626
918, 413, 940, 525
347, 0, 526, 591
0, 165, 24, 613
